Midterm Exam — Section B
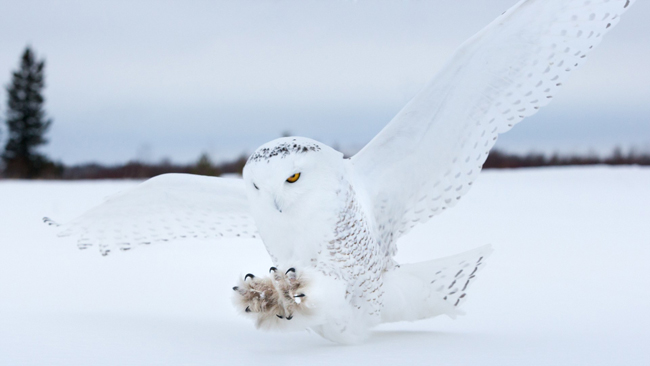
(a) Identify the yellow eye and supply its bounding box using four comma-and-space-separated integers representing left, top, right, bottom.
286, 172, 301, 183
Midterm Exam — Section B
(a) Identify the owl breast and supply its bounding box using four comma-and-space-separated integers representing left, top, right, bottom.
249, 174, 349, 267
317, 181, 388, 318
248, 169, 389, 318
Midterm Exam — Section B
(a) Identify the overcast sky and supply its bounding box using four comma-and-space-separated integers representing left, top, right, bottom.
1, 0, 648, 165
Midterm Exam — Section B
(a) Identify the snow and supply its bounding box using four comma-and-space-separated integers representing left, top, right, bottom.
1, 166, 649, 365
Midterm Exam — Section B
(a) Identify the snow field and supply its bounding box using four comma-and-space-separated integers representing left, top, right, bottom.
1, 166, 649, 365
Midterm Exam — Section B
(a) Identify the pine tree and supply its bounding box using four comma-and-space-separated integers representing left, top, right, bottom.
191, 153, 221, 177
2, 47, 53, 178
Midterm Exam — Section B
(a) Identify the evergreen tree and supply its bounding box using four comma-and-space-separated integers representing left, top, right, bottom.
2, 47, 53, 178
192, 153, 221, 176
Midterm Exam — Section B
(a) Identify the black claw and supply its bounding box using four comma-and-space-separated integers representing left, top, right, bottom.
294, 293, 305, 298
276, 314, 283, 319
269, 267, 277, 273
232, 286, 239, 291
286, 315, 293, 320
285, 268, 296, 275
244, 273, 255, 281
245, 306, 251, 313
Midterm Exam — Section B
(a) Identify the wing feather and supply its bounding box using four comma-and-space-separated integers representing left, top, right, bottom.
351, 0, 635, 254
46, 174, 258, 255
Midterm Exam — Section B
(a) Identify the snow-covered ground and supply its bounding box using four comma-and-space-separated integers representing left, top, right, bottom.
1, 166, 649, 365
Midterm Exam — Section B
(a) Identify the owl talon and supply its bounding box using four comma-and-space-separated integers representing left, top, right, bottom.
233, 267, 309, 326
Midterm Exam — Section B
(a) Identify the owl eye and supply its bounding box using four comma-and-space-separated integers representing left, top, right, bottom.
286, 172, 301, 183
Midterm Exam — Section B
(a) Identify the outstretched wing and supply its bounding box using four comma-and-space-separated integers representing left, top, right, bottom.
351, 0, 634, 254
46, 174, 258, 255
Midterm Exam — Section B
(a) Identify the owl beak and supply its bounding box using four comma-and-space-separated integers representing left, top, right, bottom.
274, 198, 282, 213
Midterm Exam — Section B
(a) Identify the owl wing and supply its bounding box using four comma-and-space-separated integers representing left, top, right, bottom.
45, 174, 258, 255
351, 0, 634, 253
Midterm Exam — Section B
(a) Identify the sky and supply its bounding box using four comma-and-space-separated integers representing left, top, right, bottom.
0, 0, 648, 165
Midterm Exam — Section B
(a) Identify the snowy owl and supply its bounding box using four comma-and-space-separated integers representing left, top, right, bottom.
46, 0, 635, 343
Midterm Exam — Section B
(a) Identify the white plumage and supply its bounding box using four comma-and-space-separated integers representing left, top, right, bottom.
46, 0, 635, 343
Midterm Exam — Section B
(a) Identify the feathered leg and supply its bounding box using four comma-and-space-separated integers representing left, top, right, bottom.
232, 266, 350, 333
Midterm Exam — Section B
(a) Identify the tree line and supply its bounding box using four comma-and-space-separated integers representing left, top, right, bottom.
1, 46, 649, 180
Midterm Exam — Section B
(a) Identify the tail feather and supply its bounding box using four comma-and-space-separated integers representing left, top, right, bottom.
381, 244, 493, 323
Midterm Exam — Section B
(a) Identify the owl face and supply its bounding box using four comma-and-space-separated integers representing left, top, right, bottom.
243, 137, 344, 215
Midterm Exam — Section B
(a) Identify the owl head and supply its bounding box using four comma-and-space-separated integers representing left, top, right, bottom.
243, 137, 345, 215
